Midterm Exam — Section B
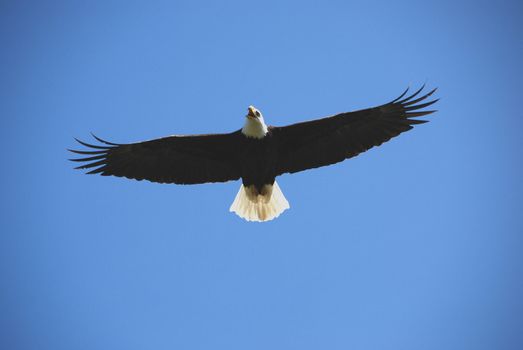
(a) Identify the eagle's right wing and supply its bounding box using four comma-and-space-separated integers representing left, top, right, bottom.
69, 131, 245, 184
271, 86, 438, 175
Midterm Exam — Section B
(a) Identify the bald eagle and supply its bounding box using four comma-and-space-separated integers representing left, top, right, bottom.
70, 85, 438, 222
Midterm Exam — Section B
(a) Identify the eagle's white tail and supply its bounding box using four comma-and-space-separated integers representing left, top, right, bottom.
229, 181, 290, 222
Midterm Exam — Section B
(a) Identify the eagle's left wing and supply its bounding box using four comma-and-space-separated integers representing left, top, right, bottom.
271, 85, 438, 176
69, 131, 245, 185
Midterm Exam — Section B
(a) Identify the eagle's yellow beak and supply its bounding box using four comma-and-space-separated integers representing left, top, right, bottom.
247, 106, 257, 119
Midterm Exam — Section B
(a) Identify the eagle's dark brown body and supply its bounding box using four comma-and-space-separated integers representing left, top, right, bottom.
239, 129, 280, 193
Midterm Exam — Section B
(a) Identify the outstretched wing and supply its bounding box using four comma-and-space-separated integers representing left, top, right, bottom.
69, 131, 245, 184
272, 85, 438, 175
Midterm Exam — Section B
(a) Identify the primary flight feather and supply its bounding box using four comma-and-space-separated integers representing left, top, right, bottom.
70, 85, 438, 222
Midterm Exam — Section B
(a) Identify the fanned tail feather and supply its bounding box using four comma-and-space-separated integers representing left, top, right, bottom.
229, 181, 290, 222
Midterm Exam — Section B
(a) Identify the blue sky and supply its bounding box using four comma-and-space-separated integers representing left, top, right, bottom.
1, 1, 522, 349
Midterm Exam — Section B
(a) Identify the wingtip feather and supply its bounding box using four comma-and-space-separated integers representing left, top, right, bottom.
398, 84, 426, 104
402, 87, 438, 106
389, 86, 410, 103
404, 99, 439, 111
74, 137, 112, 150
90, 132, 121, 146
406, 110, 437, 117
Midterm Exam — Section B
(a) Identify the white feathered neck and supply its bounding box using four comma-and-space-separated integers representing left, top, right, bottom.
242, 115, 268, 139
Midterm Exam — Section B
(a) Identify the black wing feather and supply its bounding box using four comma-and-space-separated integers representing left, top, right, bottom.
69, 131, 245, 184
272, 86, 438, 175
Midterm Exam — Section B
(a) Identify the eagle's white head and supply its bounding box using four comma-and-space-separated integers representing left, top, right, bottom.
242, 105, 268, 139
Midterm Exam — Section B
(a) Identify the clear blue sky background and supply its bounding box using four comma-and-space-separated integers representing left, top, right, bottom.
1, 1, 522, 349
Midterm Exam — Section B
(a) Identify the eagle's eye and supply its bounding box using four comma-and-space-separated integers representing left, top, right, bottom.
255, 111, 261, 117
